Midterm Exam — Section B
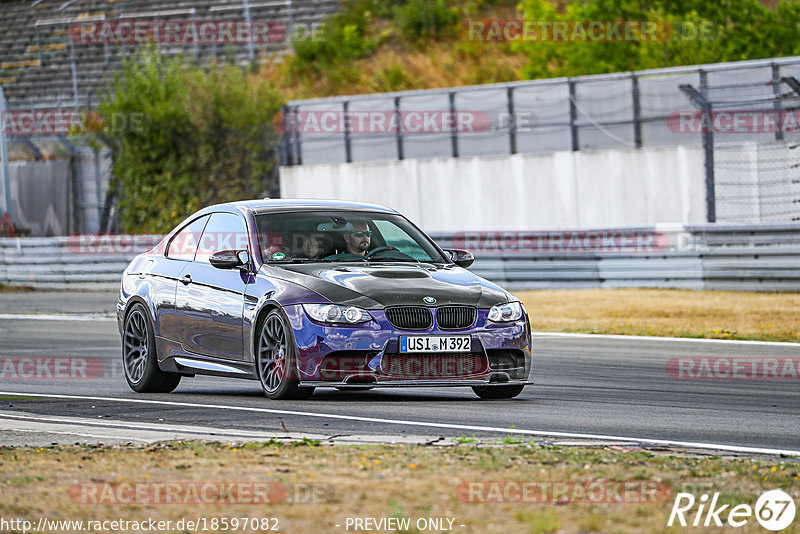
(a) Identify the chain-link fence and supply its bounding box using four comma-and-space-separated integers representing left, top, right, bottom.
677, 68, 800, 223
714, 143, 800, 223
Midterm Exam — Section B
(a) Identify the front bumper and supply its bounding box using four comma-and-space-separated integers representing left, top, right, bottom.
284, 305, 532, 388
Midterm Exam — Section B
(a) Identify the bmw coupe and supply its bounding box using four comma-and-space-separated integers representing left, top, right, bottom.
118, 199, 532, 399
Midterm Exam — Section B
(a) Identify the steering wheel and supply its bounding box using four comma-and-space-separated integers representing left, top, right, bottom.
365, 246, 391, 257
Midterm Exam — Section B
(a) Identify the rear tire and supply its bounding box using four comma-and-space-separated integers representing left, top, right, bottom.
123, 303, 181, 393
472, 384, 525, 399
256, 310, 315, 400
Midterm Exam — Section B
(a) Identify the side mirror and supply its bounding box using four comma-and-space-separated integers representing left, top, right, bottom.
446, 249, 474, 268
210, 249, 250, 270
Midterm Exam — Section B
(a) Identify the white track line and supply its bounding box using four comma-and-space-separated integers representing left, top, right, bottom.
0, 391, 797, 457
534, 332, 800, 347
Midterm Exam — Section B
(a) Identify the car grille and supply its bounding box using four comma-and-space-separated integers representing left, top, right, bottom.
380, 353, 489, 378
385, 307, 433, 330
437, 306, 477, 329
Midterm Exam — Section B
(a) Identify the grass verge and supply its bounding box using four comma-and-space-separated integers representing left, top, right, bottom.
515, 289, 800, 343
0, 442, 798, 533
0, 283, 33, 293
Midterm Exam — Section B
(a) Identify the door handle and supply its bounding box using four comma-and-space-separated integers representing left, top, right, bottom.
180, 273, 192, 285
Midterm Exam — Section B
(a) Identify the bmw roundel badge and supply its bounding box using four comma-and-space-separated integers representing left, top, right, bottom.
423, 296, 437, 304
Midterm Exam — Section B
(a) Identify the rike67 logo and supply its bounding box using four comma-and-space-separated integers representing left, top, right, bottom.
668, 489, 796, 531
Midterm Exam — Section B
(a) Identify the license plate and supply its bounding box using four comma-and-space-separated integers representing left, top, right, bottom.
399, 336, 471, 353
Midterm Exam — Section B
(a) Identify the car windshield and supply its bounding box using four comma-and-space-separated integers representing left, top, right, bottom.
254, 211, 446, 264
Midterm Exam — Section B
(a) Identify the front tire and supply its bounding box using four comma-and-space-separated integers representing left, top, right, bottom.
472, 384, 525, 399
256, 310, 314, 400
123, 303, 181, 393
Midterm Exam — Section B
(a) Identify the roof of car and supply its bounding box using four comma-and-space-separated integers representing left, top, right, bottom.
214, 198, 399, 214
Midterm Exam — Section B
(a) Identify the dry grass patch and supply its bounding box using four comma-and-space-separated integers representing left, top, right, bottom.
515, 289, 800, 342
0, 284, 34, 293
1, 442, 798, 533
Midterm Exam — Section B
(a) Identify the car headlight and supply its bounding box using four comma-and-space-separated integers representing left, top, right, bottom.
302, 304, 372, 324
487, 301, 524, 322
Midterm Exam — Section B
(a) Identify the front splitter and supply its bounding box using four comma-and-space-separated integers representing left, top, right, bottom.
298, 380, 534, 388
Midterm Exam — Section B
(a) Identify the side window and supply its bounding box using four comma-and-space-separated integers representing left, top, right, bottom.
373, 220, 429, 260
195, 212, 250, 264
166, 215, 209, 261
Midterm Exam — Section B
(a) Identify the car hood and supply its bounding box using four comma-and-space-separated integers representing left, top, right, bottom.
262, 262, 511, 309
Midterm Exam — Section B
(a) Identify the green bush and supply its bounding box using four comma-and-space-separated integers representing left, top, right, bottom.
99, 50, 283, 233
515, 0, 800, 79
395, 0, 459, 40
292, 0, 377, 66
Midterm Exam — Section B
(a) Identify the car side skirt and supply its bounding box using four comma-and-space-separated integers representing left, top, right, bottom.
158, 354, 258, 380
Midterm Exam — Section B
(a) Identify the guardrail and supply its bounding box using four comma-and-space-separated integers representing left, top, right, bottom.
432, 222, 800, 291
1, 223, 799, 291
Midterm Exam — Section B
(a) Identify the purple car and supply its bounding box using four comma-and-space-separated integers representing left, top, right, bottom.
117, 199, 532, 399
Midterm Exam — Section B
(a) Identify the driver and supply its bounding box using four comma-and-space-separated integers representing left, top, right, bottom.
343, 221, 371, 256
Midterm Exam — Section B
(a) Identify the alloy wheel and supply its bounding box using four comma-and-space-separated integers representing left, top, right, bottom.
123, 308, 149, 384
258, 314, 288, 393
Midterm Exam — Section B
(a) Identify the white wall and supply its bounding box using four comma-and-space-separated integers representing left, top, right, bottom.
280, 145, 707, 232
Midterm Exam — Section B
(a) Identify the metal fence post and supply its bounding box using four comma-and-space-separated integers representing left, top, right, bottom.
288, 0, 294, 42
0, 87, 12, 221
191, 8, 199, 61
69, 39, 79, 105
507, 86, 517, 155
35, 25, 43, 68
394, 96, 404, 160
699, 69, 716, 223
343, 100, 352, 163
279, 104, 290, 166
568, 79, 578, 151
449, 91, 459, 158
242, 0, 254, 61
632, 73, 642, 148
293, 105, 303, 165
772, 63, 783, 143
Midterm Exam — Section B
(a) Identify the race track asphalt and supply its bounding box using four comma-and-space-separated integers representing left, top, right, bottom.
0, 291, 798, 453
